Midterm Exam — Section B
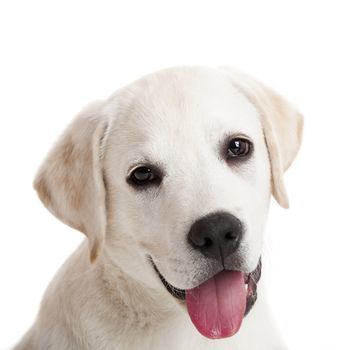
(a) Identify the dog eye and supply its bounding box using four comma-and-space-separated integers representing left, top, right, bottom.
129, 166, 158, 186
227, 138, 252, 158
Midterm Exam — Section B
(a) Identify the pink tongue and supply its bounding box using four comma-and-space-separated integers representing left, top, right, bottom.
185, 270, 246, 339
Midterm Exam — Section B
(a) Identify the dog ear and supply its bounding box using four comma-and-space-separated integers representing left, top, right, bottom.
220, 67, 303, 208
34, 101, 109, 262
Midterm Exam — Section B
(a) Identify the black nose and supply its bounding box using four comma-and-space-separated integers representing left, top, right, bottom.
187, 212, 243, 263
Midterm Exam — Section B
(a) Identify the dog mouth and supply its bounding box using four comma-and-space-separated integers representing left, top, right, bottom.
150, 257, 261, 339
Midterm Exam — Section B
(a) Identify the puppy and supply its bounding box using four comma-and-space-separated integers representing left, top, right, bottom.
15, 66, 303, 350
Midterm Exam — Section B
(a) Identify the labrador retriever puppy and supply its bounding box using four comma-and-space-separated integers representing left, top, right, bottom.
14, 66, 303, 350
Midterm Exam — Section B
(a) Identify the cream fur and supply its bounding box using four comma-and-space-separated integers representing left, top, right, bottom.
14, 66, 303, 350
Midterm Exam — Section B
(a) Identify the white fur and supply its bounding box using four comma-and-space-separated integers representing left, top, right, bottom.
14, 66, 303, 350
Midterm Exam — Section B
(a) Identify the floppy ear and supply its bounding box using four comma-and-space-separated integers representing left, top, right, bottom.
34, 101, 109, 262
220, 67, 303, 208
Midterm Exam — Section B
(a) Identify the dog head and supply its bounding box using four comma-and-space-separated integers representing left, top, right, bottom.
34, 66, 303, 339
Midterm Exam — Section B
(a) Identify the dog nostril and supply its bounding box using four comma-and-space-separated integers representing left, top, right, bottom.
188, 232, 214, 249
203, 237, 212, 248
196, 237, 213, 248
225, 231, 235, 240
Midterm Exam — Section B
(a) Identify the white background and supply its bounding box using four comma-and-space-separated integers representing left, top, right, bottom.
1, 1, 349, 349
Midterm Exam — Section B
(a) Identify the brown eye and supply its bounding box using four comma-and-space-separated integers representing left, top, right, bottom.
129, 166, 159, 186
228, 138, 252, 158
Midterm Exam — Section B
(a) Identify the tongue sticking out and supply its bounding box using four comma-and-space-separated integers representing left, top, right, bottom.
185, 270, 246, 339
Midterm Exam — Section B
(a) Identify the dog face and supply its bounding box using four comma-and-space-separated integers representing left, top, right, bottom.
103, 67, 270, 286
34, 66, 303, 338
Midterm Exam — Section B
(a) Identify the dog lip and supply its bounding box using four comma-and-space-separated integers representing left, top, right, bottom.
150, 257, 186, 300
244, 258, 262, 315
149, 256, 262, 315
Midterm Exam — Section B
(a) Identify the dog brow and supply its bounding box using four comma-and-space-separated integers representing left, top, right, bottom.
127, 156, 166, 176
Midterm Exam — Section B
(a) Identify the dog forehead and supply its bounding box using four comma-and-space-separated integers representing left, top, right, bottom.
107, 67, 263, 161
133, 67, 260, 125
